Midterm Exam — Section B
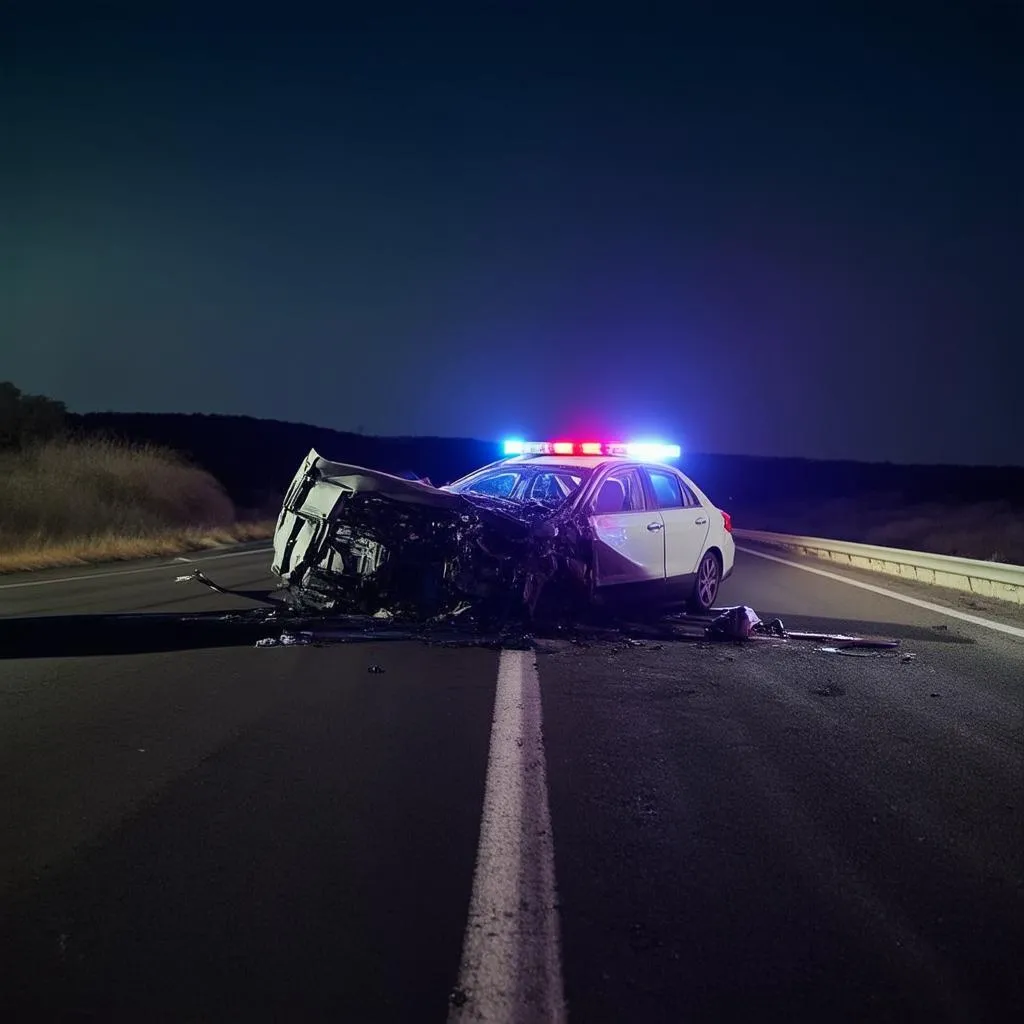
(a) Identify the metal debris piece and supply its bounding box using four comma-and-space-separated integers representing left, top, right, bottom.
176, 568, 282, 606
818, 646, 878, 658
901, 652, 917, 663
818, 637, 902, 657
367, 664, 385, 673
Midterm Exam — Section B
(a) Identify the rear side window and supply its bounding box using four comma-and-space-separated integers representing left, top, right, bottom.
591, 467, 646, 514
647, 469, 686, 509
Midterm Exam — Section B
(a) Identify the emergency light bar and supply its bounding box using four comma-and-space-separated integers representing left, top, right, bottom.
503, 440, 681, 460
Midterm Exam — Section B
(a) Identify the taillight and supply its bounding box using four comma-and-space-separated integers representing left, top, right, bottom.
721, 510, 732, 533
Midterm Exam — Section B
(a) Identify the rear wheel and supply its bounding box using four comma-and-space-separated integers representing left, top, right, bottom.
689, 551, 721, 612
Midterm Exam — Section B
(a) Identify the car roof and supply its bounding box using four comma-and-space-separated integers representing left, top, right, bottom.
501, 455, 678, 470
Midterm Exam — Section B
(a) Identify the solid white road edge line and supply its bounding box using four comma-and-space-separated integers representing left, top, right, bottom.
0, 546, 273, 591
738, 545, 1024, 641
449, 648, 567, 1024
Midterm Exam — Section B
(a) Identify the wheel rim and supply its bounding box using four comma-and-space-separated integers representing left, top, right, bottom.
698, 554, 719, 607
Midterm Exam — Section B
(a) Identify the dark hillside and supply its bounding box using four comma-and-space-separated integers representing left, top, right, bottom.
70, 412, 1024, 512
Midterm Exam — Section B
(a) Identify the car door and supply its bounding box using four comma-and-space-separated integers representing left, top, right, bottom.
589, 465, 666, 588
642, 467, 710, 580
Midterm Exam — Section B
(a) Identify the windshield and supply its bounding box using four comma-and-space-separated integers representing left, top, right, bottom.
448, 464, 592, 509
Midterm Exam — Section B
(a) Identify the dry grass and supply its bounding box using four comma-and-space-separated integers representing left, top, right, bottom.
0, 437, 275, 573
738, 497, 1024, 565
0, 522, 276, 573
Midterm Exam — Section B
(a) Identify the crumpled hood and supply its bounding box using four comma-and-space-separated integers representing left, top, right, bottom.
281, 449, 467, 511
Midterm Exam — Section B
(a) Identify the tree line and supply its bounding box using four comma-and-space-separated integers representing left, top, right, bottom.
0, 382, 67, 449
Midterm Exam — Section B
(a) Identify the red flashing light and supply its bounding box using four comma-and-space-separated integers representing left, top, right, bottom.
580, 442, 603, 455
552, 441, 575, 455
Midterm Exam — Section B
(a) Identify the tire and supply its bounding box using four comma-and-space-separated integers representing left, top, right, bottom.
689, 550, 721, 613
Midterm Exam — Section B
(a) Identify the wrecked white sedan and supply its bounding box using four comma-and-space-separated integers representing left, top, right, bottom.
271, 441, 735, 622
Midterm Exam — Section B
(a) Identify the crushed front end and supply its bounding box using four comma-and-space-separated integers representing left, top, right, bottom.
271, 450, 565, 621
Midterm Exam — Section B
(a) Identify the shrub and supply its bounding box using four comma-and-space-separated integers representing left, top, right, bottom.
0, 437, 236, 550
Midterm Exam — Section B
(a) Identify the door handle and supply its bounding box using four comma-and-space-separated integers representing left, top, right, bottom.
694, 516, 708, 525
647, 522, 664, 531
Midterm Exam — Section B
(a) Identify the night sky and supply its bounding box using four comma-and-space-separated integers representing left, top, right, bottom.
4, 3, 1022, 465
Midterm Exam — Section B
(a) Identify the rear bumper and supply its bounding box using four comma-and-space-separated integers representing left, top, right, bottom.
720, 532, 736, 580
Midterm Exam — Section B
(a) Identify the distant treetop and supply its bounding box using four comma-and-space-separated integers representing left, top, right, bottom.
0, 382, 67, 449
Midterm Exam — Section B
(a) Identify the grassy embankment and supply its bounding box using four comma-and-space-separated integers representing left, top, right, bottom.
737, 495, 1024, 565
0, 437, 275, 573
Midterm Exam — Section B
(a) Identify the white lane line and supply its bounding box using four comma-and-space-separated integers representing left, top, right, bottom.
450, 648, 567, 1024
0, 546, 273, 591
738, 545, 1024, 641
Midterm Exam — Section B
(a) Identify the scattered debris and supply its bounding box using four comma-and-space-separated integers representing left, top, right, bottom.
178, 570, 904, 659
367, 664, 385, 673
254, 631, 314, 648
901, 652, 917, 663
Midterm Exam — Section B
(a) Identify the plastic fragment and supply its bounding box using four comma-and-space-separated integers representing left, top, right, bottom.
706, 605, 762, 640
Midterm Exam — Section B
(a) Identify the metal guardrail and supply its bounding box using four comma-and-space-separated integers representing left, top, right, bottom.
733, 529, 1024, 607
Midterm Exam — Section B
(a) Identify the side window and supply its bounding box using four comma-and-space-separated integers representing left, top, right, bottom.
591, 467, 646, 515
678, 479, 699, 508
648, 469, 685, 509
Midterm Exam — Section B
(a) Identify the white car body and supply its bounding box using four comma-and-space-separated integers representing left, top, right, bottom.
447, 454, 735, 611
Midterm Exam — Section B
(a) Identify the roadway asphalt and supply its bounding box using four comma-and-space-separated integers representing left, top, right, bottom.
0, 544, 1021, 1022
